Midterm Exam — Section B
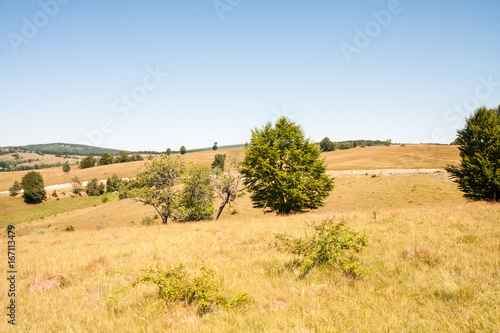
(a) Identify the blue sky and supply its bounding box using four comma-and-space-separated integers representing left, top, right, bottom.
1, 0, 499, 151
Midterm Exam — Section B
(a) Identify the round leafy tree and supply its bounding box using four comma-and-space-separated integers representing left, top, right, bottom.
98, 152, 114, 165
179, 146, 187, 155
21, 171, 46, 204
446, 105, 500, 201
62, 163, 71, 173
241, 117, 334, 214
80, 155, 96, 169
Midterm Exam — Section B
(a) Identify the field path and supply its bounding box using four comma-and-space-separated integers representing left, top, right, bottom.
0, 168, 449, 196
0, 179, 108, 196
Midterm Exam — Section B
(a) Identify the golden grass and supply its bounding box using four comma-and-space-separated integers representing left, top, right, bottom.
1, 200, 499, 332
323, 144, 460, 170
0, 145, 458, 191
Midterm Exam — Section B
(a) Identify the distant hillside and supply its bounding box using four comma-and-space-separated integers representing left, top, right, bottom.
1, 143, 133, 156
1, 142, 246, 157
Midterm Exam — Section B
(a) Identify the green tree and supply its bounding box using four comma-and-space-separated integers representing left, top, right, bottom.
175, 165, 214, 222
20, 171, 46, 204
80, 155, 96, 169
165, 148, 172, 155
62, 163, 71, 173
9, 181, 21, 196
121, 155, 184, 224
319, 137, 336, 152
211, 154, 226, 171
179, 146, 187, 155
116, 151, 130, 163
86, 178, 106, 196
98, 152, 114, 165
446, 105, 500, 201
106, 174, 122, 193
212, 142, 218, 150
241, 117, 334, 214
130, 152, 144, 161
384, 139, 392, 146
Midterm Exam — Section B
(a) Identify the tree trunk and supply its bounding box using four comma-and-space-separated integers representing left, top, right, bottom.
214, 196, 228, 221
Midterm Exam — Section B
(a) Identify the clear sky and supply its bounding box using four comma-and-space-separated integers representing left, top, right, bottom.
1, 0, 499, 151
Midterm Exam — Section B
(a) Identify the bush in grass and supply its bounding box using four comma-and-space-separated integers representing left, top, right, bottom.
106, 174, 122, 193
275, 219, 368, 277
141, 216, 157, 226
20, 171, 46, 204
86, 178, 105, 196
133, 263, 248, 315
63, 225, 75, 232
9, 180, 21, 196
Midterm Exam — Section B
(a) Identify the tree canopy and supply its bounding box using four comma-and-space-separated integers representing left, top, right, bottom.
241, 117, 334, 215
446, 105, 500, 201
21, 171, 46, 204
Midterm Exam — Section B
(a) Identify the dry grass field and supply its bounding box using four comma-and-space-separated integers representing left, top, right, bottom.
2, 144, 498, 332
0, 145, 458, 191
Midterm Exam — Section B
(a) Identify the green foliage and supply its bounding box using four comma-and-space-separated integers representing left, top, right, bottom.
62, 163, 71, 173
446, 105, 500, 201
133, 263, 248, 314
121, 155, 184, 224
384, 139, 392, 146
101, 196, 109, 203
52, 190, 58, 198
319, 137, 336, 152
130, 152, 144, 161
175, 165, 214, 222
275, 219, 368, 277
165, 148, 172, 155
63, 225, 75, 232
106, 174, 122, 193
20, 171, 46, 204
98, 152, 114, 165
80, 155, 96, 169
9, 181, 21, 196
212, 142, 218, 150
141, 216, 158, 226
241, 117, 334, 215
71, 176, 83, 195
86, 178, 106, 196
179, 146, 187, 155
211, 154, 226, 171
115, 151, 130, 163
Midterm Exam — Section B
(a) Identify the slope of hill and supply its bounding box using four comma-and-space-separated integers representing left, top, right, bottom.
0, 145, 460, 192
1, 143, 133, 156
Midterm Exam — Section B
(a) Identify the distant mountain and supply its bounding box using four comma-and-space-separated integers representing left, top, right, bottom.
1, 142, 246, 156
1, 143, 134, 156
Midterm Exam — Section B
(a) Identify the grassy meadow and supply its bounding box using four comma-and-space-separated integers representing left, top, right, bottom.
2, 145, 499, 332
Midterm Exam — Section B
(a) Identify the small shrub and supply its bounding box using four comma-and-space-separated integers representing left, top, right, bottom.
86, 178, 105, 196
101, 196, 109, 203
9, 181, 21, 196
52, 190, 58, 198
275, 219, 368, 277
63, 225, 75, 232
133, 263, 248, 314
141, 216, 158, 226
371, 174, 377, 178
